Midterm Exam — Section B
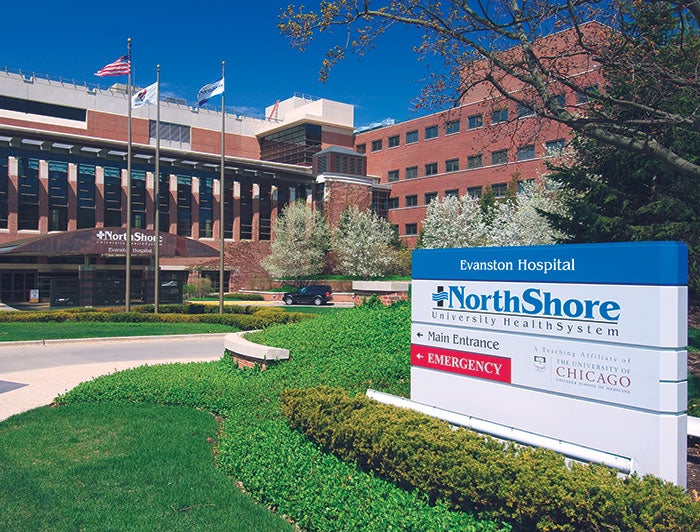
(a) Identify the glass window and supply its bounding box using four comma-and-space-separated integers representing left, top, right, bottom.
371, 139, 382, 152
425, 162, 438, 176
77, 164, 96, 229
387, 169, 399, 182
176, 175, 192, 237
103, 166, 122, 228
239, 181, 253, 240
0, 156, 8, 229
517, 103, 535, 118
199, 177, 213, 238
517, 144, 536, 161
405, 195, 418, 207
260, 123, 322, 165
492, 108, 508, 124
405, 223, 418, 236
425, 125, 438, 139
446, 120, 460, 135
467, 186, 482, 199
518, 179, 535, 193
445, 158, 459, 172
157, 172, 170, 233
577, 85, 599, 104
491, 149, 508, 165
405, 166, 418, 179
552, 94, 566, 108
18, 157, 39, 230
545, 139, 566, 156
445, 189, 459, 198
356, 143, 366, 154
492, 182, 508, 198
48, 161, 68, 232
424, 192, 438, 205
388, 135, 400, 148
131, 169, 147, 229
468, 114, 483, 129
388, 197, 399, 209
406, 130, 418, 144
467, 154, 483, 169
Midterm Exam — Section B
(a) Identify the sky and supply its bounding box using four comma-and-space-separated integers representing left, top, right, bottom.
1, 1, 433, 128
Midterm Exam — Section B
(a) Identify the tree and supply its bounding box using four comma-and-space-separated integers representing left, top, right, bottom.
261, 201, 330, 281
331, 206, 397, 278
279, 0, 700, 179
420, 180, 567, 248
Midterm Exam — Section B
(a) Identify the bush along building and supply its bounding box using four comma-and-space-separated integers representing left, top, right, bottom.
0, 24, 599, 305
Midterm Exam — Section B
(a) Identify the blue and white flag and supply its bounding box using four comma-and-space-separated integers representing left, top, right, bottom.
197, 77, 224, 106
131, 81, 158, 109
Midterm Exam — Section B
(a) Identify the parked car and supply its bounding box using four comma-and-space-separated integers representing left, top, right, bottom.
283, 285, 332, 306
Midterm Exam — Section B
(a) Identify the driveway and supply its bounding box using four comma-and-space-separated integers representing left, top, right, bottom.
0, 334, 227, 422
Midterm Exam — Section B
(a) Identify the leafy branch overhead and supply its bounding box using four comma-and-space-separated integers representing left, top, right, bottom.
279, 0, 700, 179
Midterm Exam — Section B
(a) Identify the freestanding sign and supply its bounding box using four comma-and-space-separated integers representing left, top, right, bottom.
411, 242, 688, 486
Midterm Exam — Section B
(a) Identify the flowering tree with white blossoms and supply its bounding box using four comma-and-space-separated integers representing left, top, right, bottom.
331, 206, 396, 279
421, 180, 568, 248
262, 201, 329, 281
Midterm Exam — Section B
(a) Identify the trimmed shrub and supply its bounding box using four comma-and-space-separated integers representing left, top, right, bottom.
280, 386, 700, 531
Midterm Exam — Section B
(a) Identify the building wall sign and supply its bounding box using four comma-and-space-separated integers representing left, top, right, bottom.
411, 242, 688, 486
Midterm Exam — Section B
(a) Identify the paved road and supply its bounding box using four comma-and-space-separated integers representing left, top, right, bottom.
0, 334, 227, 422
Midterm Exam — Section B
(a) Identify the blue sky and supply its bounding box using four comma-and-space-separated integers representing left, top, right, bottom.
1, 1, 432, 128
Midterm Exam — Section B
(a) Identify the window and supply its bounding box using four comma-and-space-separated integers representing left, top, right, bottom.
388, 135, 400, 148
239, 181, 253, 240
446, 120, 460, 135
131, 169, 147, 229
425, 162, 438, 176
388, 197, 399, 209
199, 177, 213, 238
406, 130, 418, 144
356, 143, 366, 154
425, 125, 438, 139
371, 139, 382, 152
424, 192, 438, 205
77, 164, 96, 229
0, 157, 8, 229
491, 149, 508, 165
176, 175, 192, 237
150, 120, 190, 146
48, 161, 68, 232
103, 166, 122, 228
405, 195, 418, 207
467, 154, 483, 169
387, 169, 399, 182
517, 144, 536, 161
492, 108, 508, 124
405, 166, 418, 179
492, 182, 508, 198
517, 103, 535, 118
545, 139, 566, 156
468, 114, 483, 129
577, 85, 599, 104
445, 158, 460, 172
552, 94, 566, 108
445, 189, 459, 198
260, 123, 322, 165
405, 223, 418, 236
467, 186, 482, 199
518, 179, 535, 193
18, 157, 39, 230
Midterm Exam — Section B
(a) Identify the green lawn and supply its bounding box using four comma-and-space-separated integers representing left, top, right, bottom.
0, 402, 292, 531
0, 321, 237, 342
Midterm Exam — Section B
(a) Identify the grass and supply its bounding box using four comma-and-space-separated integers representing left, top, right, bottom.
0, 402, 292, 531
0, 321, 237, 342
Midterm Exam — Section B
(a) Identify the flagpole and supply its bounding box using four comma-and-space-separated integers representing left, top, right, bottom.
154, 65, 161, 313
125, 37, 133, 312
219, 60, 226, 315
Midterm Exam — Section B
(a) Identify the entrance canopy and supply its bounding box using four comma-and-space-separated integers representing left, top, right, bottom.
0, 228, 219, 258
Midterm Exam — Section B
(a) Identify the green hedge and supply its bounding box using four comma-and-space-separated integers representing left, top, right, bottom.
0, 307, 313, 330
280, 386, 700, 532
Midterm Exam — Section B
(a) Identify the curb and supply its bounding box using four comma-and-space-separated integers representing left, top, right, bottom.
0, 333, 229, 348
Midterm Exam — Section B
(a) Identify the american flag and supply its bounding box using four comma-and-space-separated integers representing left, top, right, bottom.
94, 55, 131, 77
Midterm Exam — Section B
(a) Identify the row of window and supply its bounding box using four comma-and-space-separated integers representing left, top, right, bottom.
389, 180, 536, 211
357, 87, 599, 153
385, 140, 565, 182
0, 155, 290, 241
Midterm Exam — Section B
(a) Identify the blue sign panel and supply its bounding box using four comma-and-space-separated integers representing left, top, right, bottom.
412, 241, 687, 286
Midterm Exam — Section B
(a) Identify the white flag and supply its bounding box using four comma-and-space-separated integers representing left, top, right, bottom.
197, 77, 224, 106
131, 81, 158, 109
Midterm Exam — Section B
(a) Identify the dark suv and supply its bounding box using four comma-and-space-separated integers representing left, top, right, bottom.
283, 285, 332, 306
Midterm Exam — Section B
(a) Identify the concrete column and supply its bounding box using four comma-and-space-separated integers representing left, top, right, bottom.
145, 171, 155, 230
67, 163, 78, 231
38, 160, 49, 233
191, 176, 200, 239
169, 174, 177, 235
95, 166, 105, 228
232, 180, 241, 241
7, 156, 18, 233
252, 182, 260, 241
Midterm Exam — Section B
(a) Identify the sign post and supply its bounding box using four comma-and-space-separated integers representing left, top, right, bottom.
411, 242, 688, 486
